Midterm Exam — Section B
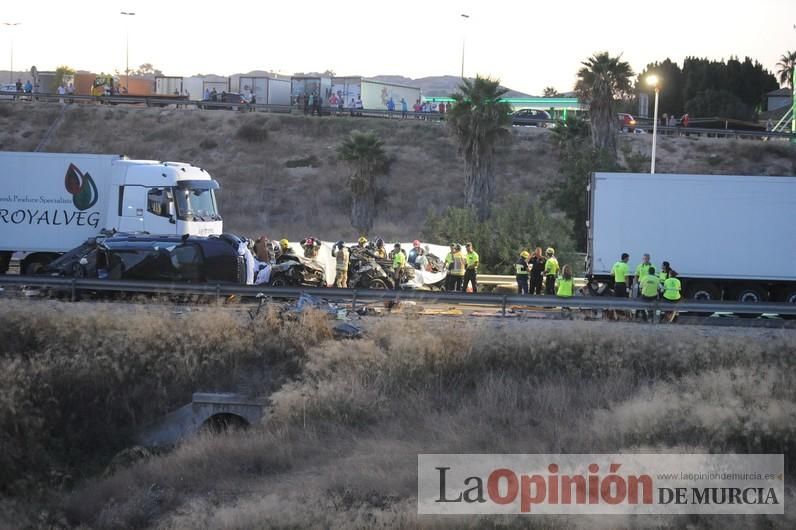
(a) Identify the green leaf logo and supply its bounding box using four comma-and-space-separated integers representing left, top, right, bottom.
64, 163, 98, 211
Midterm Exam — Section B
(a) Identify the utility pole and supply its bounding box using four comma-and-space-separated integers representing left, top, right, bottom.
2, 22, 21, 84
120, 11, 136, 92
460, 14, 469, 79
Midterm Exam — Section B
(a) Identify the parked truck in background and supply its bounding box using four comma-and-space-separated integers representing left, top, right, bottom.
0, 152, 223, 275
586, 172, 796, 310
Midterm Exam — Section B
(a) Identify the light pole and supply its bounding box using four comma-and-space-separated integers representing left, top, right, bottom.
460, 14, 469, 79
646, 74, 660, 173
3, 22, 21, 84
120, 11, 135, 92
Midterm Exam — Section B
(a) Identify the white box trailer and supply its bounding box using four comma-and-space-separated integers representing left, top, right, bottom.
360, 79, 420, 110
331, 77, 421, 110
155, 76, 184, 96
587, 172, 796, 303
237, 76, 291, 106
0, 152, 223, 274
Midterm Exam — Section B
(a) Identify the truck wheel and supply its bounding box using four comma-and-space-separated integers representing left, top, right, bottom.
775, 286, 796, 319
685, 282, 720, 316
733, 285, 766, 318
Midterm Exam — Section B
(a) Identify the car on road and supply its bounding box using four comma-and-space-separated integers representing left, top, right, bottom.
511, 109, 552, 127
201, 92, 248, 111
0, 83, 18, 100
42, 232, 252, 285
618, 113, 637, 132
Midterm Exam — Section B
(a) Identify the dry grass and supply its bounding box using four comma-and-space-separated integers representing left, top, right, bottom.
3, 101, 792, 242
0, 300, 331, 497
15, 314, 788, 529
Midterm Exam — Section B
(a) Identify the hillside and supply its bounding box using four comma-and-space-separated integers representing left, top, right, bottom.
368, 74, 533, 97
0, 102, 794, 242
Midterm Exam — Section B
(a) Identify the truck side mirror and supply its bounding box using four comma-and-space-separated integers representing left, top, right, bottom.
168, 200, 176, 223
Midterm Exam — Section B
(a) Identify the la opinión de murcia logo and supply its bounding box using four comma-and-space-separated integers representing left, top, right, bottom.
417, 454, 784, 515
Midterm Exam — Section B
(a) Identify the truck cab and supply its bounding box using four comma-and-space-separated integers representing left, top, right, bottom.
115, 160, 222, 236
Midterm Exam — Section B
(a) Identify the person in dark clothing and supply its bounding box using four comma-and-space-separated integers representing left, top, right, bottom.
528, 247, 546, 295
313, 92, 322, 116
515, 251, 530, 295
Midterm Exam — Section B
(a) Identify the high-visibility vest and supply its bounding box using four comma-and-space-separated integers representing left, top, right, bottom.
335, 247, 349, 271
663, 277, 681, 301
515, 259, 528, 276
612, 261, 629, 283
392, 251, 406, 269
640, 275, 660, 298
635, 262, 653, 280
452, 252, 466, 276
465, 251, 479, 269
557, 277, 574, 297
544, 257, 559, 276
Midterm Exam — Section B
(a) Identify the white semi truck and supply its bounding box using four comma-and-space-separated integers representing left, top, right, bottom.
0, 152, 223, 275
586, 172, 796, 306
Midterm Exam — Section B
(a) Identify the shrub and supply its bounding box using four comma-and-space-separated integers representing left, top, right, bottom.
285, 155, 321, 168
236, 122, 269, 143
424, 196, 574, 274
0, 301, 331, 494
199, 137, 218, 150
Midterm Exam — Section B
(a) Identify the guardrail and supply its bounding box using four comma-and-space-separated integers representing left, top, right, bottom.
0, 91, 444, 119
2, 275, 794, 316
2, 91, 794, 140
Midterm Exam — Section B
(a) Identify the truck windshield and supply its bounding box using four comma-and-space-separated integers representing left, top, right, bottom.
174, 187, 220, 222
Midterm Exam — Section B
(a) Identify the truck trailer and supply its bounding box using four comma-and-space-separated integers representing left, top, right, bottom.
237, 76, 291, 106
0, 152, 223, 275
586, 172, 796, 306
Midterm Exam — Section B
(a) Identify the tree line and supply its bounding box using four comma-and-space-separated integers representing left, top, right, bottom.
636, 57, 779, 122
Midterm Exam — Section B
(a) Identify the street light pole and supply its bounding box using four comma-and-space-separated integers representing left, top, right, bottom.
120, 11, 135, 92
460, 14, 469, 79
3, 22, 21, 84
646, 74, 660, 174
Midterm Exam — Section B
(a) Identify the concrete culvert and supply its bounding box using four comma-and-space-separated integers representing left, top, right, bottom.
200, 413, 250, 434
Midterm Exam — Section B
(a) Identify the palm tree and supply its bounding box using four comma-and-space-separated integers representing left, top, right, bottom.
776, 51, 796, 89
543, 86, 560, 97
575, 52, 634, 158
447, 76, 512, 221
337, 130, 388, 233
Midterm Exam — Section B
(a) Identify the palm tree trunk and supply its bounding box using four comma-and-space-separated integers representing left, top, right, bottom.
351, 193, 375, 233
464, 153, 494, 221
591, 105, 617, 156
350, 162, 375, 233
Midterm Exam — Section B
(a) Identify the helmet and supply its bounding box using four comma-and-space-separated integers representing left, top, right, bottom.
376, 238, 384, 247
394, 242, 401, 249
279, 239, 289, 249
336, 240, 344, 248
546, 247, 555, 256
412, 239, 420, 246
358, 236, 368, 245
520, 251, 530, 259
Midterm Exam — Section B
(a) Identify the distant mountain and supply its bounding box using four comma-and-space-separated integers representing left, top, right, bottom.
369, 75, 533, 98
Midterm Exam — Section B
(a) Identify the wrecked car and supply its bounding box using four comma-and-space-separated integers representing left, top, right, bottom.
41, 232, 253, 285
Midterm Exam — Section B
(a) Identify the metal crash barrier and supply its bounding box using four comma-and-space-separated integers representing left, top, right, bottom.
1, 275, 794, 317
